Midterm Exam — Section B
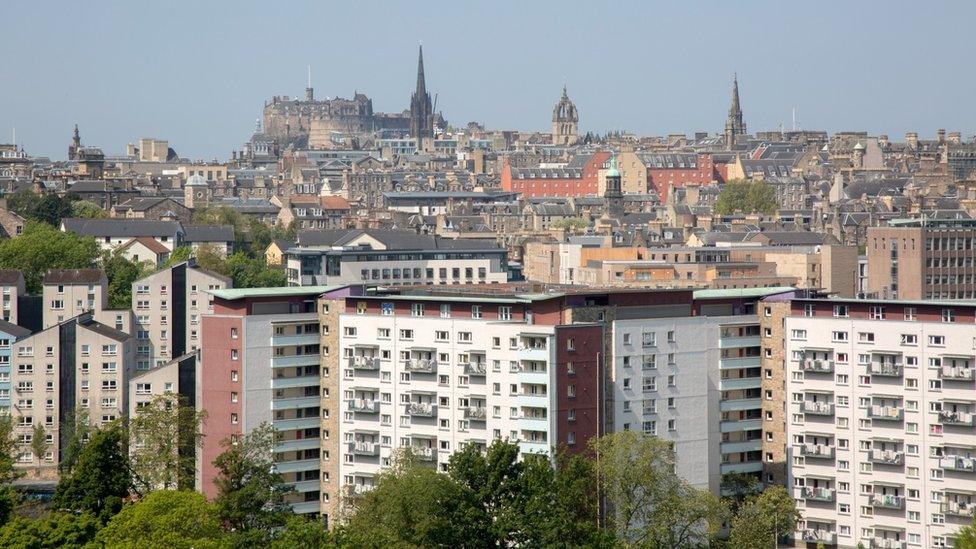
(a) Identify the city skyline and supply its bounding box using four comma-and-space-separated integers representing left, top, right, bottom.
2, 1, 975, 160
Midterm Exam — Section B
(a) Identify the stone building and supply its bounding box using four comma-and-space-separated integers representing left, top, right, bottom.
551, 86, 579, 146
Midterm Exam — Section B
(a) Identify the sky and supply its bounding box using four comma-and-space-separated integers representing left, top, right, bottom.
1, 1, 974, 160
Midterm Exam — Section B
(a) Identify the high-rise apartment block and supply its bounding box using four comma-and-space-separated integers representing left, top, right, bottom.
785, 297, 976, 548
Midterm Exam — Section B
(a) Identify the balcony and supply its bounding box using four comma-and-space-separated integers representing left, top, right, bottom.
463, 406, 487, 420
801, 401, 834, 416
801, 530, 837, 545
274, 438, 319, 453
348, 399, 379, 414
272, 354, 320, 368
941, 499, 976, 517
940, 366, 976, 381
868, 405, 904, 422
463, 362, 486, 376
349, 356, 380, 370
940, 455, 976, 472
940, 409, 976, 426
799, 359, 835, 374
719, 335, 760, 349
799, 443, 835, 459
406, 402, 436, 417
869, 494, 905, 509
273, 458, 320, 474
801, 487, 835, 503
719, 376, 761, 391
871, 538, 906, 549
271, 375, 319, 389
348, 441, 380, 457
271, 333, 320, 347
290, 501, 320, 515
272, 417, 320, 431
720, 398, 761, 412
868, 449, 904, 465
412, 446, 436, 461
867, 362, 903, 377
271, 396, 320, 411
345, 483, 373, 497
719, 356, 761, 369
404, 359, 436, 374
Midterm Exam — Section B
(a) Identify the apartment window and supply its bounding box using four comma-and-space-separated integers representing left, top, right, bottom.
929, 335, 945, 346
231, 349, 239, 360
435, 331, 449, 342
457, 332, 472, 342
857, 332, 875, 343
832, 331, 848, 342
901, 333, 917, 345
230, 392, 238, 403
411, 303, 425, 317
230, 413, 238, 424
230, 328, 238, 339
942, 308, 955, 323
869, 306, 885, 320
803, 304, 814, 317
833, 305, 849, 317
343, 327, 357, 337
498, 306, 512, 321
471, 305, 482, 319
904, 307, 916, 321
790, 329, 807, 340
440, 304, 451, 318
230, 370, 238, 382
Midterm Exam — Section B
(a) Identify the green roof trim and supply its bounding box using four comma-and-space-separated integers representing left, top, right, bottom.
693, 286, 796, 299
208, 285, 346, 300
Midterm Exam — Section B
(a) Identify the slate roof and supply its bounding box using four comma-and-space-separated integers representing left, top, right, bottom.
0, 270, 23, 285
118, 237, 170, 255
295, 229, 503, 252
43, 269, 105, 285
62, 218, 182, 237
183, 224, 235, 243
0, 318, 30, 339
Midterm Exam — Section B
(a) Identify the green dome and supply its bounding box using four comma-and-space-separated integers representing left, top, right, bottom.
605, 155, 620, 178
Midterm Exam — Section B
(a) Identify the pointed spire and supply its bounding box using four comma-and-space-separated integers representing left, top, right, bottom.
415, 44, 427, 98
72, 124, 80, 146
730, 73, 741, 115
562, 84, 568, 99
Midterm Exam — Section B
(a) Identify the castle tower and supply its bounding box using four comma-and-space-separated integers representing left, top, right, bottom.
409, 45, 434, 141
603, 155, 623, 216
68, 124, 81, 161
724, 74, 746, 148
552, 86, 579, 146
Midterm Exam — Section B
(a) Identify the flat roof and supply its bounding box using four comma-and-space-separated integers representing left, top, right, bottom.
208, 285, 345, 300
794, 296, 976, 308
693, 286, 796, 299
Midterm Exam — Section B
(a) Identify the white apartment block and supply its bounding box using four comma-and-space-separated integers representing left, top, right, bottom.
131, 260, 229, 369
612, 313, 762, 493
337, 295, 563, 497
786, 298, 976, 548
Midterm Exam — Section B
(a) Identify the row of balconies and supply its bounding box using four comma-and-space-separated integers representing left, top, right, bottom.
350, 356, 489, 376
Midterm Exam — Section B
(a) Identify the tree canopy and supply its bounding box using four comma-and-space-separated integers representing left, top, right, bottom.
129, 394, 206, 494
713, 179, 778, 215
52, 423, 131, 522
95, 490, 226, 549
0, 221, 100, 293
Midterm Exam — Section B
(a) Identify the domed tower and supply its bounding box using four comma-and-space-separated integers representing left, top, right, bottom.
184, 173, 211, 210
552, 86, 579, 146
603, 155, 623, 216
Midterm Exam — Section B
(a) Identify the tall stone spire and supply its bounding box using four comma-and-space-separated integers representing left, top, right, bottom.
410, 45, 434, 141
724, 74, 746, 148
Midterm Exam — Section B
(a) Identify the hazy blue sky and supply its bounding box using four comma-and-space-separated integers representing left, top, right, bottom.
2, 1, 973, 160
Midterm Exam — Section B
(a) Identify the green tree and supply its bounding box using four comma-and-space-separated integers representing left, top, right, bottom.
33, 194, 75, 226
0, 221, 100, 293
162, 246, 194, 268
721, 471, 760, 512
446, 439, 606, 547
6, 190, 43, 221
70, 199, 108, 219
551, 217, 590, 232
212, 423, 292, 539
729, 485, 800, 548
95, 490, 227, 549
222, 252, 287, 288
590, 431, 726, 547
129, 394, 206, 493
52, 423, 131, 522
713, 179, 778, 215
0, 415, 21, 485
30, 423, 48, 477
270, 516, 336, 549
954, 516, 976, 549
0, 513, 100, 548
102, 251, 153, 309
344, 457, 488, 547
59, 408, 91, 474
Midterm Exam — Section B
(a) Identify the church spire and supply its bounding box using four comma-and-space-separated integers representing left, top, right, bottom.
724, 73, 746, 147
410, 44, 433, 141
415, 45, 427, 98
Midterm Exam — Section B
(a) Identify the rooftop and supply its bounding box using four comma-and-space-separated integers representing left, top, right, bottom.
208, 285, 345, 301
693, 286, 796, 299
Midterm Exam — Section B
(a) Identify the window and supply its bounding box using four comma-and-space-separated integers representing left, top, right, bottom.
833, 305, 849, 317
411, 303, 425, 317
869, 306, 885, 320
471, 305, 482, 319
498, 306, 512, 321
929, 335, 946, 346
457, 332, 472, 342
439, 304, 450, 318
